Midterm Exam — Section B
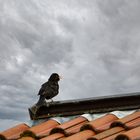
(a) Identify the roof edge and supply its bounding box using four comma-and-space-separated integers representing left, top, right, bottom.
29, 92, 140, 120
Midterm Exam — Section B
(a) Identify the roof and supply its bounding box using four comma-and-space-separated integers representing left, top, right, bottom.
0, 111, 140, 140
29, 92, 140, 119
1, 93, 140, 140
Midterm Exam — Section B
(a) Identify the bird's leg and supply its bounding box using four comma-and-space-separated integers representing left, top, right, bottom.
46, 102, 50, 107
46, 99, 53, 103
45, 99, 53, 107
46, 99, 53, 107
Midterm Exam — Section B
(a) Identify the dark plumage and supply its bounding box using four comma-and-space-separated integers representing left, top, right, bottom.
36, 73, 60, 106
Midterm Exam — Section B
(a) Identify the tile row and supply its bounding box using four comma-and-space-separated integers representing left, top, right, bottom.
0, 111, 140, 140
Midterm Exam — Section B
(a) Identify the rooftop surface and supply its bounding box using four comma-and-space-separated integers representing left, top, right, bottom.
0, 110, 140, 140
1, 93, 140, 140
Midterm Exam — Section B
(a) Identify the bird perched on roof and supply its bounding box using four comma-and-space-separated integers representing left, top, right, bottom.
36, 73, 61, 106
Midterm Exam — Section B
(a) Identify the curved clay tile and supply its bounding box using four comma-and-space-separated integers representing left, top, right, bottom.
46, 121, 89, 138
0, 123, 29, 140
66, 121, 88, 135
124, 117, 140, 129
81, 114, 118, 133
115, 126, 140, 140
21, 119, 59, 138
40, 133, 65, 140
87, 126, 125, 140
62, 130, 95, 140
111, 111, 140, 128
52, 116, 88, 130
18, 136, 35, 140
50, 116, 88, 136
102, 131, 126, 140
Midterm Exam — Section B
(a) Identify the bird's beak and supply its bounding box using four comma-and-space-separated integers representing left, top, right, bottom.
59, 75, 63, 79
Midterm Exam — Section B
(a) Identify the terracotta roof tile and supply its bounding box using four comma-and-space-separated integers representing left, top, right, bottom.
40, 133, 65, 140
1, 111, 140, 140
54, 116, 87, 130
62, 130, 96, 140
87, 126, 125, 140
18, 136, 36, 140
0, 123, 29, 140
59, 116, 87, 129
50, 116, 88, 135
102, 131, 126, 140
124, 117, 140, 129
21, 119, 59, 138
65, 121, 88, 135
111, 111, 140, 128
81, 114, 118, 133
39, 118, 89, 140
115, 126, 140, 140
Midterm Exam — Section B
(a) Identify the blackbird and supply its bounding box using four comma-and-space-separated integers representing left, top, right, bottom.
36, 73, 61, 106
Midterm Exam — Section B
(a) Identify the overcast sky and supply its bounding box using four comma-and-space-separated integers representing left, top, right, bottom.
1, 0, 140, 131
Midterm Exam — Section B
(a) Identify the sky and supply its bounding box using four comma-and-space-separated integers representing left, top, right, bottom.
1, 0, 140, 131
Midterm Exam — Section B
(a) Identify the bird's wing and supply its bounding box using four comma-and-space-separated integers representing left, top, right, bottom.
44, 82, 59, 98
38, 82, 49, 95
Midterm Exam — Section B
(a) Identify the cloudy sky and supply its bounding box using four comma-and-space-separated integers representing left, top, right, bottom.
1, 0, 140, 131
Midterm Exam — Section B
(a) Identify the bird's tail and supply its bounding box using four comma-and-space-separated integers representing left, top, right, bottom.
36, 95, 46, 106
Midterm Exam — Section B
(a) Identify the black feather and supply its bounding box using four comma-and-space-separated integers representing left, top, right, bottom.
36, 73, 60, 105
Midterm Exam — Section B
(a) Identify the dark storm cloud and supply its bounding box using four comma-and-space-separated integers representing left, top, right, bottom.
1, 0, 140, 130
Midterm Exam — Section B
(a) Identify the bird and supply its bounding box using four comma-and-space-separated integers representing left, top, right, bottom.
36, 73, 61, 106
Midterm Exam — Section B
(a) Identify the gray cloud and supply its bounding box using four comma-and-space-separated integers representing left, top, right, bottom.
1, 0, 140, 130
0, 119, 23, 131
